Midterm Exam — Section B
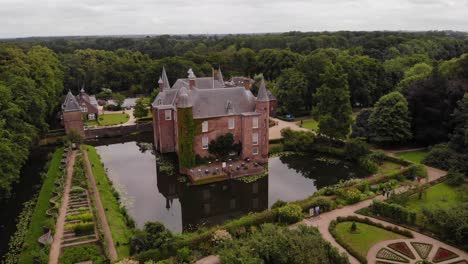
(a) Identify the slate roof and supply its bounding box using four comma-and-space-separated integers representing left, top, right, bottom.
62, 91, 81, 112
256, 79, 269, 102
172, 77, 224, 90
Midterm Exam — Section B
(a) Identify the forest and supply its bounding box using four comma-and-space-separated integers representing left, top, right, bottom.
1, 30, 468, 199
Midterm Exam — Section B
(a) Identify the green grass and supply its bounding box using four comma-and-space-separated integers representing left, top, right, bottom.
377, 161, 402, 175
299, 118, 319, 131
406, 182, 463, 212
396, 150, 429, 164
84, 145, 133, 258
334, 221, 405, 257
19, 148, 63, 264
86, 113, 129, 126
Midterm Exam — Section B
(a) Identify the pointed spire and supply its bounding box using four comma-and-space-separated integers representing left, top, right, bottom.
257, 78, 269, 102
158, 76, 163, 84
80, 83, 85, 93
161, 66, 170, 90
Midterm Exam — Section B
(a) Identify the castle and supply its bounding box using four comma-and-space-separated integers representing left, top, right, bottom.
62, 87, 99, 137
151, 67, 275, 173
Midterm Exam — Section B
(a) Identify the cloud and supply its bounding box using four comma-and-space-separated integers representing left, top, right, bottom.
0, 0, 466, 38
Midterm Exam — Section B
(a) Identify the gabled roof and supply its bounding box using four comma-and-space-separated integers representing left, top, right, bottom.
62, 91, 81, 112
256, 79, 270, 102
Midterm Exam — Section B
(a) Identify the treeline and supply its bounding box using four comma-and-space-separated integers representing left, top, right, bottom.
4, 31, 467, 98
0, 44, 63, 199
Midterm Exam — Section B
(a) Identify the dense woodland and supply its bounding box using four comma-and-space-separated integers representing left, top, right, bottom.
1, 31, 468, 199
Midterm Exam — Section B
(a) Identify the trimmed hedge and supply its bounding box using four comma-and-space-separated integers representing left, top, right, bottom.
329, 216, 413, 264
370, 200, 417, 224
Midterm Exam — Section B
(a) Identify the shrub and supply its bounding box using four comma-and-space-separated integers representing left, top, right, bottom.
358, 157, 378, 174
66, 212, 93, 222
59, 245, 104, 264
137, 249, 162, 263
211, 229, 232, 245
269, 144, 284, 155
370, 200, 416, 224
349, 222, 358, 233
446, 170, 465, 186
344, 138, 370, 161
175, 247, 192, 264
271, 200, 287, 209
368, 150, 387, 165
280, 128, 315, 152
423, 143, 467, 173
339, 189, 362, 204
65, 222, 94, 235
403, 164, 427, 180
277, 204, 303, 224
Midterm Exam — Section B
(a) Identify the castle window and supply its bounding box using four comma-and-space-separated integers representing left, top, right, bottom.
81, 107, 87, 113
253, 147, 259, 155
202, 121, 208, 132
88, 114, 96, 120
252, 116, 258, 128
202, 136, 209, 149
228, 117, 235, 129
252, 132, 258, 145
165, 110, 171, 120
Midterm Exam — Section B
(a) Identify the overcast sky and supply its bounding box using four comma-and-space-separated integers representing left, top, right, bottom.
0, 0, 466, 38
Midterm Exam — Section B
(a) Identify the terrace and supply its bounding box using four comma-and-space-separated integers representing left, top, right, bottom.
186, 158, 265, 184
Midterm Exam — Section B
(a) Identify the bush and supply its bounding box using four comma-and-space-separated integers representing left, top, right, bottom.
175, 247, 192, 264
423, 143, 468, 173
446, 170, 465, 186
59, 245, 104, 264
370, 200, 416, 224
368, 150, 387, 165
66, 212, 93, 222
358, 157, 378, 174
211, 229, 232, 245
269, 144, 284, 155
271, 200, 287, 209
277, 204, 303, 224
281, 128, 315, 152
339, 189, 362, 204
65, 222, 94, 235
344, 138, 370, 161
403, 164, 427, 180
137, 249, 162, 263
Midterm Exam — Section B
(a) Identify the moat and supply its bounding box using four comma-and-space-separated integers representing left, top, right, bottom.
93, 135, 367, 233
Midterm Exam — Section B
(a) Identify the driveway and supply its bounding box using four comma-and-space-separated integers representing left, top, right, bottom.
269, 117, 309, 140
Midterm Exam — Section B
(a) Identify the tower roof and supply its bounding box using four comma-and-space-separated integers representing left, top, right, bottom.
187, 68, 196, 79
216, 66, 224, 85
256, 78, 270, 102
161, 66, 170, 90
62, 90, 81, 112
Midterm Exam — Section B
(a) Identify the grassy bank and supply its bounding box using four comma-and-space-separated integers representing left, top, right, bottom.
18, 148, 63, 264
86, 113, 129, 126
83, 145, 133, 258
396, 150, 429, 164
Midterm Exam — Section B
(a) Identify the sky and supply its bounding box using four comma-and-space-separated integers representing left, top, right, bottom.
0, 0, 467, 38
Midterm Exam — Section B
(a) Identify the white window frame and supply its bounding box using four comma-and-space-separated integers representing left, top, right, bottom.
88, 113, 96, 120
202, 136, 209, 149
165, 110, 171, 120
252, 132, 258, 145
252, 116, 259, 128
81, 107, 87, 113
253, 147, 259, 155
202, 121, 208, 132
228, 117, 235, 129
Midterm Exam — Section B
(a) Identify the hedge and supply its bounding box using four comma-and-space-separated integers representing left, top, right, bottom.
329, 216, 413, 264
370, 200, 417, 225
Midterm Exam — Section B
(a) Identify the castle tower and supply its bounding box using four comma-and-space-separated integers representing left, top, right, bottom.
62, 90, 85, 137
255, 79, 271, 162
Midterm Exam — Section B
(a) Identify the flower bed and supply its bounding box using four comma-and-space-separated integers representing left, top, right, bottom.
388, 242, 415, 259
376, 248, 409, 263
411, 242, 433, 259
432, 247, 458, 263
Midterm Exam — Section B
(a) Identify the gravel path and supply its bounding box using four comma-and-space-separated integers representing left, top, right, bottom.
269, 117, 309, 140
49, 150, 76, 264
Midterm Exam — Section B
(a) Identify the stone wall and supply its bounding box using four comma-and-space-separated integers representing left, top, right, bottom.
84, 123, 153, 139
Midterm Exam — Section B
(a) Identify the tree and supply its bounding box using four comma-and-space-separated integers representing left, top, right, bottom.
312, 64, 352, 139
113, 93, 125, 108
344, 138, 370, 161
449, 93, 468, 153
208, 133, 241, 160
133, 98, 149, 119
351, 109, 372, 139
369, 92, 412, 144
273, 68, 308, 115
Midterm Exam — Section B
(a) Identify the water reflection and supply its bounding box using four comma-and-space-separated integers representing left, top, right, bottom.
94, 136, 367, 233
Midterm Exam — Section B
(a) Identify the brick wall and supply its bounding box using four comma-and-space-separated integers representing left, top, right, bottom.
158, 109, 176, 153
63, 111, 85, 137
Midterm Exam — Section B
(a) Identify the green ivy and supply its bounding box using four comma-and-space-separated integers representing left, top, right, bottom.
177, 107, 196, 168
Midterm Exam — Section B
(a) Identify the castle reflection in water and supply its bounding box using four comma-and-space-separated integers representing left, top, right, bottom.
156, 161, 268, 232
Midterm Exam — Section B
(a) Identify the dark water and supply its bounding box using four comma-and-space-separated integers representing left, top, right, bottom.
0, 147, 54, 257
95, 140, 367, 233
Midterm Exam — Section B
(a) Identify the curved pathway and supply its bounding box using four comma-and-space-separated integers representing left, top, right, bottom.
49, 150, 76, 264
269, 117, 308, 140
82, 150, 118, 261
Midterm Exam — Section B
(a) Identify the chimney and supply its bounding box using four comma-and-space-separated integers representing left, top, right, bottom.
188, 68, 196, 89
243, 78, 251, 90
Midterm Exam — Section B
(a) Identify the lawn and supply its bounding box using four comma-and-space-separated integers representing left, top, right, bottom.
19, 148, 63, 264
298, 118, 319, 131
86, 113, 129, 126
396, 150, 429, 164
84, 145, 133, 258
334, 222, 405, 258
378, 161, 402, 175
406, 182, 463, 212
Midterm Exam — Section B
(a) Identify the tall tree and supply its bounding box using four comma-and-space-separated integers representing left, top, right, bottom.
369, 91, 412, 144
449, 93, 468, 154
312, 64, 352, 139
273, 68, 308, 115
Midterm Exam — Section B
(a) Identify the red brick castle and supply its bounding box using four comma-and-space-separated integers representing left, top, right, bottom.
152, 67, 275, 176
